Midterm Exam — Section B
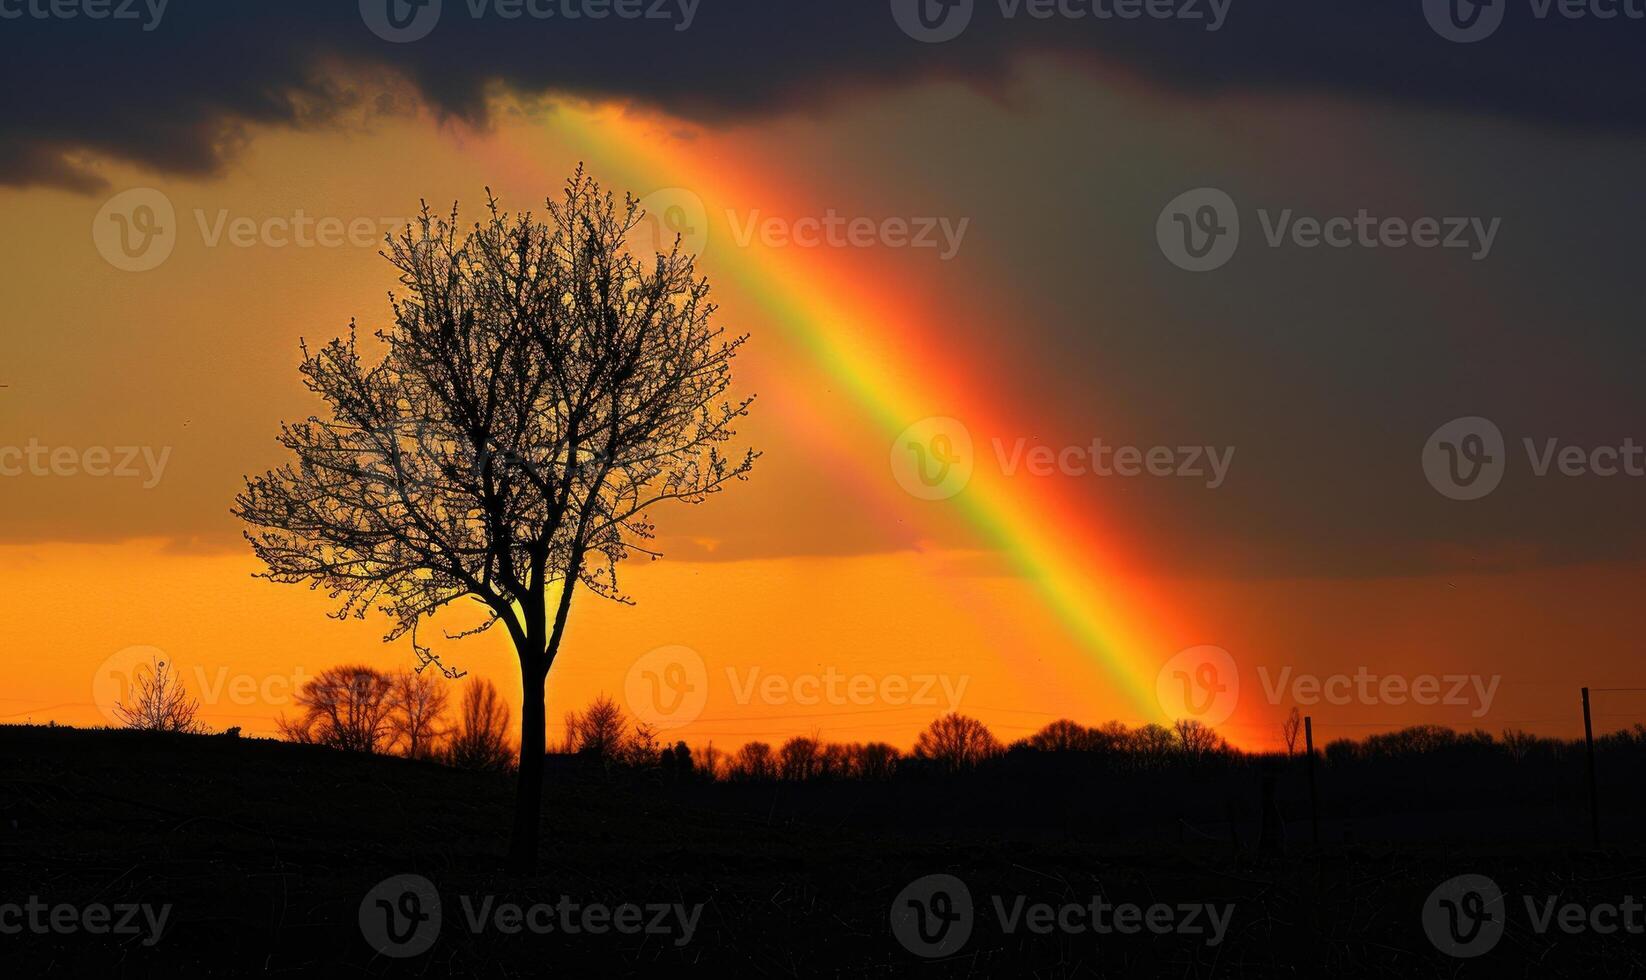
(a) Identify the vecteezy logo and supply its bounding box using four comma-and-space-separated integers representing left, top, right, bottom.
890, 417, 974, 501
890, 874, 974, 958
891, 0, 974, 42
93, 188, 177, 272
624, 644, 709, 730
360, 874, 441, 958
632, 187, 710, 260
1423, 874, 1506, 958
361, 0, 442, 42
1156, 188, 1239, 272
1423, 0, 1506, 43
1156, 645, 1240, 727
1422, 416, 1505, 501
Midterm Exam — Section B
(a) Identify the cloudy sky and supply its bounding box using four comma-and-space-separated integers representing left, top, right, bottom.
2, 1, 1644, 747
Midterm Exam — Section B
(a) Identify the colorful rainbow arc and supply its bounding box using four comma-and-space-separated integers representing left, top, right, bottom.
527, 105, 1176, 722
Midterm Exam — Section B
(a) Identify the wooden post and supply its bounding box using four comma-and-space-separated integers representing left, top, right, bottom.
1304, 715, 1319, 845
1583, 687, 1601, 848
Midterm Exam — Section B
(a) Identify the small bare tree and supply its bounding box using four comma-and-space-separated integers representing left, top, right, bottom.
279, 665, 394, 753
779, 735, 822, 781
446, 678, 514, 772
1174, 718, 1226, 762
1281, 706, 1302, 757
564, 693, 628, 761
234, 170, 757, 868
114, 655, 203, 733
913, 713, 1001, 774
731, 741, 776, 780
387, 669, 451, 760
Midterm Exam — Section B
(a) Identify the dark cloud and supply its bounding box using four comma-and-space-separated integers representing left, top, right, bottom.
1, 0, 1643, 190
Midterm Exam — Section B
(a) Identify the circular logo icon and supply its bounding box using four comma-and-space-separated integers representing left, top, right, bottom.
624, 645, 710, 730
92, 645, 169, 726
1156, 645, 1239, 727
632, 187, 709, 261
360, 874, 441, 958
891, 0, 974, 42
1423, 0, 1505, 43
1157, 188, 1239, 273
361, 0, 442, 42
891, 417, 974, 501
93, 188, 176, 272
890, 874, 974, 958
1422, 874, 1506, 958
1422, 416, 1505, 501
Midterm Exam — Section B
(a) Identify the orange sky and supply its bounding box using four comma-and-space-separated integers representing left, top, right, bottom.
3, 69, 1644, 752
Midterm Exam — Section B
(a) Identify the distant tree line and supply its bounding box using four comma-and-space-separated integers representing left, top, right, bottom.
117, 662, 1646, 783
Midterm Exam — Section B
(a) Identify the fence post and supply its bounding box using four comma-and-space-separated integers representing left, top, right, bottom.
1305, 715, 1319, 845
1583, 687, 1601, 848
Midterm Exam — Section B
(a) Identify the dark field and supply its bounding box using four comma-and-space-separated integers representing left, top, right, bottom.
4, 724, 1645, 976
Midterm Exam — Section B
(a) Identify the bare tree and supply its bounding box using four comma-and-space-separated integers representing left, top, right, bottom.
279, 665, 394, 753
387, 668, 451, 760
913, 713, 1002, 774
1281, 706, 1302, 757
779, 736, 822, 781
446, 677, 514, 772
114, 655, 203, 734
234, 171, 757, 869
1173, 718, 1226, 762
731, 741, 776, 780
852, 741, 900, 780
565, 694, 628, 761
1026, 718, 1098, 753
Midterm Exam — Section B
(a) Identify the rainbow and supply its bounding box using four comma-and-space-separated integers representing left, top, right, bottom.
502, 103, 1189, 725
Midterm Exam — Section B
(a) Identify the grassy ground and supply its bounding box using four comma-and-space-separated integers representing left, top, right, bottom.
3, 725, 1644, 976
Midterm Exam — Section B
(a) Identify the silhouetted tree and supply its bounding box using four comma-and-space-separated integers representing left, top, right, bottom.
566, 694, 627, 761
114, 655, 204, 734
1173, 718, 1226, 762
779, 736, 822, 781
853, 741, 900, 780
1130, 723, 1177, 769
387, 668, 451, 760
1027, 719, 1098, 753
1281, 707, 1302, 757
446, 677, 514, 772
731, 741, 775, 780
234, 171, 757, 869
914, 713, 1001, 774
278, 665, 393, 752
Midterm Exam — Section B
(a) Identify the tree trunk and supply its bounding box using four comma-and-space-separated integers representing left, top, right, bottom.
507, 659, 548, 872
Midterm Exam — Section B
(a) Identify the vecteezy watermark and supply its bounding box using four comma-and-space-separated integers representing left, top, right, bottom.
1423, 873, 1646, 959
1257, 666, 1501, 719
891, 0, 1231, 43
92, 187, 423, 272
891, 874, 1233, 959
0, 440, 171, 488
1155, 645, 1240, 727
0, 0, 168, 30
727, 210, 971, 261
625, 188, 971, 262
1424, 0, 1646, 44
624, 645, 969, 730
0, 897, 171, 946
1157, 187, 1501, 272
93, 645, 315, 726
360, 874, 702, 958
1422, 415, 1646, 501
890, 417, 1234, 501
359, 0, 698, 43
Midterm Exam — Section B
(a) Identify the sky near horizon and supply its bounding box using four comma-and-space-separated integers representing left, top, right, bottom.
3, 5, 1646, 750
